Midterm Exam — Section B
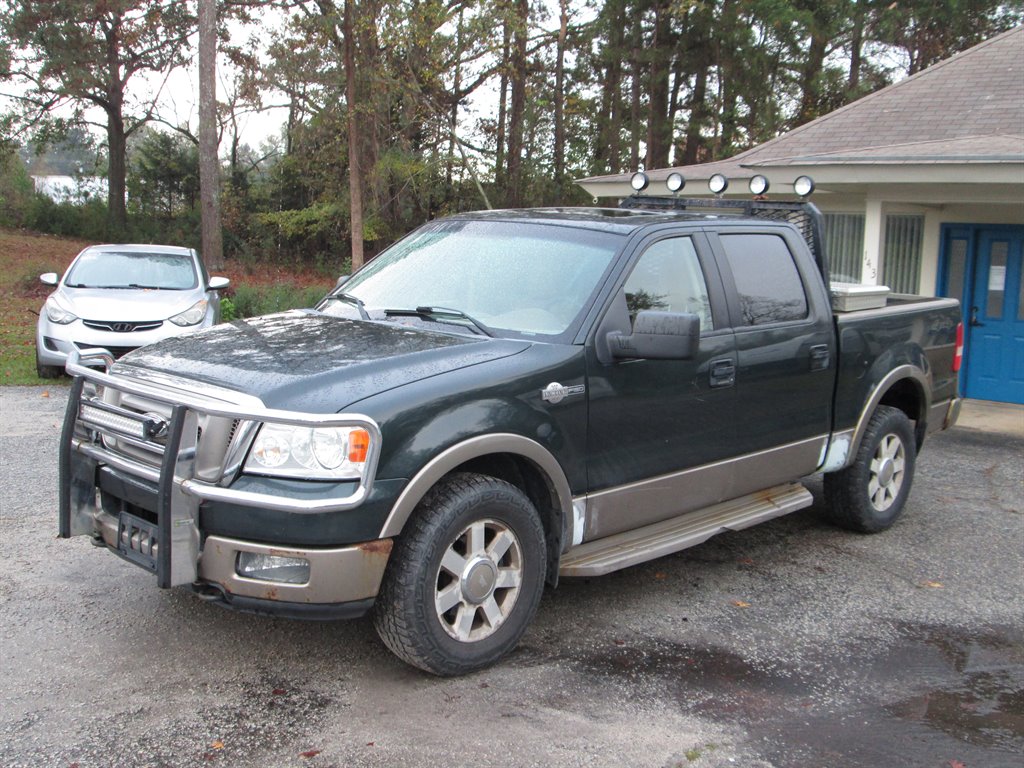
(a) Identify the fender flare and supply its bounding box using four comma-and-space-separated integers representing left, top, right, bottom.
377, 433, 574, 540
849, 365, 930, 460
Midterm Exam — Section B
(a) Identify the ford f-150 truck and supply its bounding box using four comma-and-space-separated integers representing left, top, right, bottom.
59, 186, 962, 676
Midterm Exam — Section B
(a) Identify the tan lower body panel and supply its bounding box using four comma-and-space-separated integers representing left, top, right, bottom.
559, 482, 813, 577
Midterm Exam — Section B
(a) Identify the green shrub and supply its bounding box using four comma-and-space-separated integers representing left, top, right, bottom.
229, 282, 327, 319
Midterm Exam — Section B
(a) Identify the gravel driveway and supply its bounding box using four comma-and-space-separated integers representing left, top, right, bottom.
1, 386, 1021, 768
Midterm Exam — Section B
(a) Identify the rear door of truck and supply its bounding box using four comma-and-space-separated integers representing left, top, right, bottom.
707, 226, 837, 489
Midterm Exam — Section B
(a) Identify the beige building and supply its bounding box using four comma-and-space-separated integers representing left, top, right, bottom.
577, 26, 1024, 404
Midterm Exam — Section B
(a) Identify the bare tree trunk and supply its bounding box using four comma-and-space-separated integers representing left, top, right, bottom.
198, 0, 223, 270
553, 0, 568, 199
646, 0, 672, 169
344, 0, 364, 271
629, 11, 641, 171
495, 20, 510, 190
505, 0, 528, 208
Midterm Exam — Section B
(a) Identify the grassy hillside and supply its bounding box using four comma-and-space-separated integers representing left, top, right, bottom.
0, 229, 333, 386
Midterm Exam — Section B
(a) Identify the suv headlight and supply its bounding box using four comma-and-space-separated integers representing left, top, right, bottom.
45, 297, 78, 325
169, 299, 208, 326
245, 423, 373, 480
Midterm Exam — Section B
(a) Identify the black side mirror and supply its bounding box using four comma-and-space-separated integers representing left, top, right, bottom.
607, 311, 700, 360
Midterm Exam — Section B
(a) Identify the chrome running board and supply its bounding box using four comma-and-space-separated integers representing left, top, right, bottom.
559, 483, 813, 577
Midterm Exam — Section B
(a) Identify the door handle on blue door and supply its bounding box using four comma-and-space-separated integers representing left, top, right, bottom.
710, 358, 735, 388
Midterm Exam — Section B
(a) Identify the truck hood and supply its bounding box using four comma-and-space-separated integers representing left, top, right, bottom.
115, 310, 530, 411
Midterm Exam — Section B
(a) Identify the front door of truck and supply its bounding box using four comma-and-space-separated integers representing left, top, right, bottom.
584, 232, 737, 540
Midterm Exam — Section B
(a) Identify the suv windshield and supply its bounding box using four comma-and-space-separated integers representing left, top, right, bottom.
65, 251, 198, 290
321, 220, 623, 338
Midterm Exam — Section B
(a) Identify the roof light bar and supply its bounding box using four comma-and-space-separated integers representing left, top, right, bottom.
794, 175, 816, 197
630, 172, 650, 192
749, 175, 770, 195
708, 174, 729, 195
666, 173, 685, 193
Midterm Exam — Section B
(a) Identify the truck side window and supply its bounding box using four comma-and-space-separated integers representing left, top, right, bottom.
623, 237, 714, 331
720, 234, 808, 325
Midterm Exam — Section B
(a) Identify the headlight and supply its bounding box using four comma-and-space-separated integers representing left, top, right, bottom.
45, 297, 78, 325
169, 299, 209, 326
244, 423, 373, 480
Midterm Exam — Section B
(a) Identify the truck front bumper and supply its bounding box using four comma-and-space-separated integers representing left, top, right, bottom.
83, 501, 391, 616
59, 353, 390, 618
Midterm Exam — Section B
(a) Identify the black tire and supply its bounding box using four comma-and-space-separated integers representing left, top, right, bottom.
823, 405, 917, 533
373, 472, 547, 676
35, 349, 63, 379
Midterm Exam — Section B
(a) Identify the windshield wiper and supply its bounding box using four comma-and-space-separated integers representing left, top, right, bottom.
384, 306, 494, 337
323, 292, 370, 320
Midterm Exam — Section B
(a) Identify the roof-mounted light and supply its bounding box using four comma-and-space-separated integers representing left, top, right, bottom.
666, 172, 685, 193
794, 175, 816, 197
630, 172, 650, 193
708, 174, 729, 195
748, 175, 770, 196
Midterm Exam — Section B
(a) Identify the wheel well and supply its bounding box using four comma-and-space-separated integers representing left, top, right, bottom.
452, 453, 563, 587
878, 378, 926, 448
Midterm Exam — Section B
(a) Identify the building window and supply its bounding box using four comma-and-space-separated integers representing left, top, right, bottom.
884, 215, 924, 293
823, 213, 864, 283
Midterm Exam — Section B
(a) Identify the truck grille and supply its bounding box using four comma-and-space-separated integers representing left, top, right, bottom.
75, 383, 252, 483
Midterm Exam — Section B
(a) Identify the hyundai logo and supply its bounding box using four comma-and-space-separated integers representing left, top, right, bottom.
111, 322, 134, 333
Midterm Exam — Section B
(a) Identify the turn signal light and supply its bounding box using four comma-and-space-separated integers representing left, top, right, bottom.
348, 428, 371, 463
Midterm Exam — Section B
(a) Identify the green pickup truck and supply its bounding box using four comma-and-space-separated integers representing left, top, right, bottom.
59, 194, 962, 675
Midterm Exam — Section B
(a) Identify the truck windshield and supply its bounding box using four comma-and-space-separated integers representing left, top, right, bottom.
322, 220, 623, 339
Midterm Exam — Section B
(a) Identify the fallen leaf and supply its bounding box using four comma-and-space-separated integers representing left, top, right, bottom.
479, 682, 490, 689
211, 740, 224, 750
614, 639, 626, 646
654, 572, 667, 580
731, 600, 752, 608
366, 742, 375, 747
948, 761, 966, 768
300, 749, 321, 758
738, 557, 755, 565
921, 580, 944, 589
41, 390, 50, 398
272, 688, 287, 696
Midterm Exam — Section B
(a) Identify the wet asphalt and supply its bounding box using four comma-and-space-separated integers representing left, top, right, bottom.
1, 385, 1021, 768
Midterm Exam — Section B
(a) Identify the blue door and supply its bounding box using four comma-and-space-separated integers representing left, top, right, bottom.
966, 231, 1024, 404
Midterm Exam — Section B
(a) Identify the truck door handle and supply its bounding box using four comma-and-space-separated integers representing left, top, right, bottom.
810, 344, 831, 371
710, 359, 735, 388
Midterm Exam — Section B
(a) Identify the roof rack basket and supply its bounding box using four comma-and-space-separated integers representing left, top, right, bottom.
619, 196, 829, 282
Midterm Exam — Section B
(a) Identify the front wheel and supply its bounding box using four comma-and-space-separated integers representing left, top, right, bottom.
823, 405, 917, 533
373, 472, 547, 676
36, 348, 63, 379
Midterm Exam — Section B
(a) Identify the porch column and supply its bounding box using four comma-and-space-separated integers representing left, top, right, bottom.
862, 198, 885, 285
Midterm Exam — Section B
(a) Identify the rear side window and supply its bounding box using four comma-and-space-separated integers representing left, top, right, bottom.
720, 234, 808, 325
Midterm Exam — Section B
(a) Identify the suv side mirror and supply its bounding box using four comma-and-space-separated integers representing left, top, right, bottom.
40, 272, 59, 286
335, 274, 351, 289
208, 276, 230, 290
607, 311, 700, 360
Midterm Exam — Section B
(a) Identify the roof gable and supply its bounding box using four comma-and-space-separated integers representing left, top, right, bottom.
732, 25, 1023, 165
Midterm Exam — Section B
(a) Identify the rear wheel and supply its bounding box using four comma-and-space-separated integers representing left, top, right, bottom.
824, 405, 917, 532
373, 472, 547, 676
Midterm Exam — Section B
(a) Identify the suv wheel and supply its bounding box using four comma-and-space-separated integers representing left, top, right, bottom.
373, 472, 547, 676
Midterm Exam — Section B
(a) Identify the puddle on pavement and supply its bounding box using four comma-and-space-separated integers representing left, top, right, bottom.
566, 623, 1023, 767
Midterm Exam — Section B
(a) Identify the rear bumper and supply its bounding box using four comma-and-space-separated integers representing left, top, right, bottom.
927, 397, 961, 434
